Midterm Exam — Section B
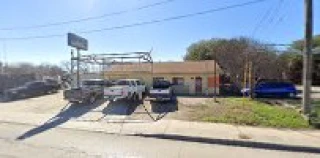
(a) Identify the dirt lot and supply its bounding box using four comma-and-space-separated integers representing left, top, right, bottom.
0, 91, 210, 123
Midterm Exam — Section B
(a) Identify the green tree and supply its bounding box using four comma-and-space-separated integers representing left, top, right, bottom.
184, 37, 282, 85
278, 52, 302, 83
280, 34, 320, 84
291, 35, 320, 51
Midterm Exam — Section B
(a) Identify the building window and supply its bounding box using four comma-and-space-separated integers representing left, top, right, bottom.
172, 77, 184, 85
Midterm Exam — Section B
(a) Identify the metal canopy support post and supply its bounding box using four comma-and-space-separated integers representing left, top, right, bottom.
72, 51, 153, 83
76, 48, 81, 88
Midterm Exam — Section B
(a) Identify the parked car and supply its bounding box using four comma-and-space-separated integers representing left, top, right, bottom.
133, 79, 147, 96
44, 78, 61, 91
4, 81, 58, 100
64, 79, 109, 104
104, 79, 143, 102
242, 80, 298, 98
148, 80, 175, 102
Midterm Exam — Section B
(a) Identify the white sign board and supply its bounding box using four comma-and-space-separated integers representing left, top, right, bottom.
67, 33, 88, 50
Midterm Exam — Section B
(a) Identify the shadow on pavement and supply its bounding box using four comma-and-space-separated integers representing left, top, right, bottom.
102, 100, 139, 116
148, 98, 178, 121
16, 99, 105, 140
133, 133, 320, 154
0, 92, 58, 103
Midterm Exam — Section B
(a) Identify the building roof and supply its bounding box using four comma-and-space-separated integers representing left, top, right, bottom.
106, 60, 222, 74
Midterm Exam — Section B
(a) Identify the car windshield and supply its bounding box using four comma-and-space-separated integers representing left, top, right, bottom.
116, 80, 130, 86
153, 81, 171, 89
82, 80, 104, 86
45, 79, 58, 84
257, 82, 294, 88
24, 82, 42, 87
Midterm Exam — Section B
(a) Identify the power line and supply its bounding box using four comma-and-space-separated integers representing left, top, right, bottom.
0, 0, 176, 31
0, 0, 269, 41
265, 0, 284, 25
251, 0, 279, 37
263, 0, 292, 36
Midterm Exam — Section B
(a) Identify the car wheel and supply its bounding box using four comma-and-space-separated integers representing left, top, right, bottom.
252, 93, 259, 98
19, 93, 27, 99
70, 101, 80, 104
4, 94, 14, 101
88, 95, 96, 104
288, 93, 295, 98
132, 93, 138, 102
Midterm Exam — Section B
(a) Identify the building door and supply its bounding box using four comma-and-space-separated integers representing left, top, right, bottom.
195, 77, 202, 94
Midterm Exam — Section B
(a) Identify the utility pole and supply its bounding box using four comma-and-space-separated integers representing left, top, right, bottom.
248, 61, 252, 99
213, 59, 217, 102
242, 61, 248, 105
302, 0, 313, 114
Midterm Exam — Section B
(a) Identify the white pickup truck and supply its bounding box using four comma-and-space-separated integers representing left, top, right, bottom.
104, 79, 145, 102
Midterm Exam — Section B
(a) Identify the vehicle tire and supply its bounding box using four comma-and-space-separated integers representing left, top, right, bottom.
132, 93, 137, 102
138, 93, 143, 104
4, 94, 14, 101
70, 101, 79, 104
252, 93, 259, 98
134, 93, 140, 103
308, 118, 313, 126
288, 93, 296, 98
88, 95, 96, 104
19, 93, 27, 99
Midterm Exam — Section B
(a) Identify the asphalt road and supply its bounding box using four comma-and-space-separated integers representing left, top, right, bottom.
0, 122, 319, 158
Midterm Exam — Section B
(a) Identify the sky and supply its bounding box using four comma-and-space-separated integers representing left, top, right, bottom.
0, 0, 319, 65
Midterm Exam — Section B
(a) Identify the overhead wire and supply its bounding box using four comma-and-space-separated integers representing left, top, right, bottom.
0, 0, 177, 31
251, 0, 280, 37
0, 0, 269, 41
263, 0, 292, 37
262, 0, 285, 32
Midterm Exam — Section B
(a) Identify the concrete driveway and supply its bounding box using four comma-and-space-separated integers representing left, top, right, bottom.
0, 91, 205, 123
1, 91, 320, 157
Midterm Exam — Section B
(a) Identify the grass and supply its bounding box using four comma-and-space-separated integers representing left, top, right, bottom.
310, 100, 320, 124
191, 98, 310, 129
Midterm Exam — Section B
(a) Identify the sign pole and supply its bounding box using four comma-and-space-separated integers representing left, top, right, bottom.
70, 50, 74, 88
67, 33, 88, 89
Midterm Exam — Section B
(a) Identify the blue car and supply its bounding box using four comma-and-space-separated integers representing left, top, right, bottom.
243, 80, 298, 98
